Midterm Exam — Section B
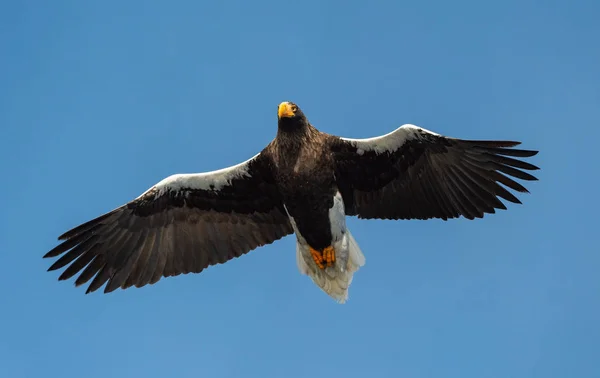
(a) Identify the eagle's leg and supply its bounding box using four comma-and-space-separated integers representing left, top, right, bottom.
322, 246, 336, 267
309, 246, 336, 269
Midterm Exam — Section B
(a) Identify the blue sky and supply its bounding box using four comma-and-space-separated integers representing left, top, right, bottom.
1, 1, 598, 377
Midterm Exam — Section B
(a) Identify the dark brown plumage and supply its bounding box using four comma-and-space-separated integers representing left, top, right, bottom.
330, 130, 539, 220
44, 153, 293, 294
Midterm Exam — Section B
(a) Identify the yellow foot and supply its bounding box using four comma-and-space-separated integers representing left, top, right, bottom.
323, 246, 336, 267
309, 247, 325, 269
309, 246, 336, 269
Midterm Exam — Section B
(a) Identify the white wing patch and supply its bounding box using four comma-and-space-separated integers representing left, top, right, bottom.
137, 153, 260, 198
341, 124, 441, 155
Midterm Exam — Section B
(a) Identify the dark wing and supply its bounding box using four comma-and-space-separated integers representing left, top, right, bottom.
44, 151, 293, 294
329, 124, 540, 220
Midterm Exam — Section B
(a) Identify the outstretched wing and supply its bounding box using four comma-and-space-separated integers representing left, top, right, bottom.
329, 124, 540, 220
44, 152, 293, 294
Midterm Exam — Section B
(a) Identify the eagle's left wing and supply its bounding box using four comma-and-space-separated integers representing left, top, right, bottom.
329, 124, 539, 221
44, 151, 294, 294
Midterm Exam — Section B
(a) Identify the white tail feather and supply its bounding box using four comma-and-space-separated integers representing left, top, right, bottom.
296, 229, 365, 303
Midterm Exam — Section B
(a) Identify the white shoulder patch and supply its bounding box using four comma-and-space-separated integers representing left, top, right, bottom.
144, 153, 260, 196
341, 124, 441, 155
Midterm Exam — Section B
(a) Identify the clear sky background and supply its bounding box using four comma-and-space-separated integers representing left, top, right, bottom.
1, 1, 598, 377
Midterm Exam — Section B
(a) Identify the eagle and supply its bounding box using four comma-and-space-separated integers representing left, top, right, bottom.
44, 101, 540, 303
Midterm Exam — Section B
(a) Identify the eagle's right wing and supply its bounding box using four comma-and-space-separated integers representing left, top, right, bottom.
44, 151, 293, 294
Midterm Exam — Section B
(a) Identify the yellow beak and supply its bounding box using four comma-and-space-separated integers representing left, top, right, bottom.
278, 102, 295, 119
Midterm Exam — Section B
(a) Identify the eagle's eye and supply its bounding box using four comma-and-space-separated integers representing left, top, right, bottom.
291, 105, 298, 112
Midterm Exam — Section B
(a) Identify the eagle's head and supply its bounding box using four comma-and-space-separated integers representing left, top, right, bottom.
277, 101, 308, 131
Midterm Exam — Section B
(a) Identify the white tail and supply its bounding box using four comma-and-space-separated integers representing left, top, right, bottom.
296, 229, 366, 303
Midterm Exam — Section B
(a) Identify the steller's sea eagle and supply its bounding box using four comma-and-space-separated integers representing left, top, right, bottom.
44, 101, 540, 303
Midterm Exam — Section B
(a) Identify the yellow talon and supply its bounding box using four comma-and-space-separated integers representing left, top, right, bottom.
323, 246, 336, 267
309, 246, 336, 269
309, 247, 325, 269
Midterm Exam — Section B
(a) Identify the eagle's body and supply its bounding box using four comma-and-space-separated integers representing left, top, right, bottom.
269, 122, 363, 299
272, 124, 336, 250
44, 101, 540, 303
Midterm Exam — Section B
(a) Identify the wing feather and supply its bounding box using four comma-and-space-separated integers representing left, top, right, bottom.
44, 151, 293, 294
330, 124, 539, 221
